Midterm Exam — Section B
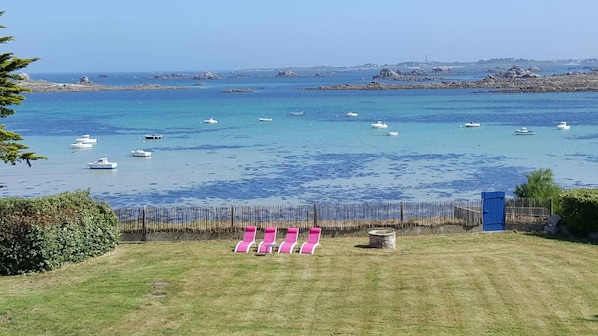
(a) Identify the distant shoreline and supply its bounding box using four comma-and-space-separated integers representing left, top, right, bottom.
16, 69, 598, 94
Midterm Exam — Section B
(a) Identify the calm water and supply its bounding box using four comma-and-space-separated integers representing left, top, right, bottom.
3, 68, 598, 207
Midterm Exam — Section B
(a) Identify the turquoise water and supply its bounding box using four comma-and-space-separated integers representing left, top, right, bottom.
2, 70, 598, 207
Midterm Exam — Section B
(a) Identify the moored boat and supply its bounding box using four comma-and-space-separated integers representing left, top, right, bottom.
131, 150, 152, 157
346, 111, 358, 117
514, 127, 536, 135
371, 121, 388, 129
70, 142, 93, 149
556, 121, 571, 130
87, 157, 117, 169
75, 134, 97, 143
145, 134, 163, 139
289, 111, 304, 116
386, 131, 399, 136
204, 117, 218, 123
259, 118, 273, 122
464, 121, 481, 127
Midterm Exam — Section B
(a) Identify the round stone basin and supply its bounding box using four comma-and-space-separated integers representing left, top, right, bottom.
368, 229, 396, 249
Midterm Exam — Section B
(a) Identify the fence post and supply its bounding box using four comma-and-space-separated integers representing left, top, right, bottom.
313, 203, 318, 227
400, 202, 404, 227
231, 205, 235, 230
142, 206, 147, 241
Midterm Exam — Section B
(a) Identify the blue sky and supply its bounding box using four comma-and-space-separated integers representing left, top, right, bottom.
2, 0, 597, 73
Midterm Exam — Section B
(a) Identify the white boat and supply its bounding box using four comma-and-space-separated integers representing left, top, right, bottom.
87, 157, 117, 169
145, 134, 163, 139
346, 111, 358, 117
259, 118, 273, 122
70, 142, 93, 149
556, 121, 571, 130
289, 111, 304, 116
131, 150, 152, 157
204, 117, 218, 124
464, 121, 481, 127
386, 131, 399, 136
75, 134, 97, 144
371, 121, 388, 129
514, 127, 536, 135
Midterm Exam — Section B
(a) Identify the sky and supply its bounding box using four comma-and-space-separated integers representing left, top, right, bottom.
2, 0, 597, 73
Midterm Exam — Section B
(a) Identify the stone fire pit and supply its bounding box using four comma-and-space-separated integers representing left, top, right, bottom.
368, 229, 396, 249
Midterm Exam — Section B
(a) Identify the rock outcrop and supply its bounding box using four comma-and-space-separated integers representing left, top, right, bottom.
193, 71, 220, 80
432, 66, 451, 73
78, 76, 92, 84
487, 65, 540, 79
276, 70, 299, 78
528, 66, 541, 72
372, 67, 436, 82
17, 72, 31, 81
373, 68, 402, 80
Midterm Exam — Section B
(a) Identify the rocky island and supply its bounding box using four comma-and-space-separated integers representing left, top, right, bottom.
223, 88, 254, 93
150, 71, 221, 80
16, 74, 185, 93
306, 66, 598, 93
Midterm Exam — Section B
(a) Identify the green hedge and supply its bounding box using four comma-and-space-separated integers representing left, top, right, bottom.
0, 190, 119, 275
559, 188, 598, 236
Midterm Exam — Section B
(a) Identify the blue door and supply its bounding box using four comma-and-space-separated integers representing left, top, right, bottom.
482, 192, 505, 231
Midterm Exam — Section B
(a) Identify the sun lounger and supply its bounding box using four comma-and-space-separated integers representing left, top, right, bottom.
278, 227, 299, 253
257, 226, 278, 253
299, 227, 321, 254
234, 226, 257, 253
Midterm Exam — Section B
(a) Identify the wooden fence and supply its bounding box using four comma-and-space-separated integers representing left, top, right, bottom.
115, 198, 552, 240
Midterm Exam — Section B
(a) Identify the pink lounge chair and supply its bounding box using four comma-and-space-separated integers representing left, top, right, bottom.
234, 226, 257, 253
299, 227, 321, 254
257, 226, 278, 253
278, 227, 299, 253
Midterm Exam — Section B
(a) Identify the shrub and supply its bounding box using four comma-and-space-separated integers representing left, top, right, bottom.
514, 168, 562, 212
559, 188, 598, 236
0, 190, 119, 275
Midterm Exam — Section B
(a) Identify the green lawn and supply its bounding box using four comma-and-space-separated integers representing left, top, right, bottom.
1, 232, 597, 335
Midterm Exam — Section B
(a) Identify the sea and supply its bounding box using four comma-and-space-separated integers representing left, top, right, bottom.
2, 64, 598, 208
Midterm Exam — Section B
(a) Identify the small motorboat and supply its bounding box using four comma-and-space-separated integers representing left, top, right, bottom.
131, 150, 152, 157
259, 118, 273, 122
464, 121, 481, 127
75, 134, 97, 144
204, 117, 218, 124
289, 111, 304, 116
87, 157, 117, 169
346, 111, 359, 117
70, 142, 93, 149
386, 131, 399, 136
514, 127, 536, 135
371, 121, 388, 129
145, 134, 163, 139
556, 121, 571, 130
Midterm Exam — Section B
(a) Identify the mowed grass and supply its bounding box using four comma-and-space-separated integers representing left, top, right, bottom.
1, 232, 598, 336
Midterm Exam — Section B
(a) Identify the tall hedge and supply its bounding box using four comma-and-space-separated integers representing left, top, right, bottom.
559, 188, 598, 236
0, 190, 119, 275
